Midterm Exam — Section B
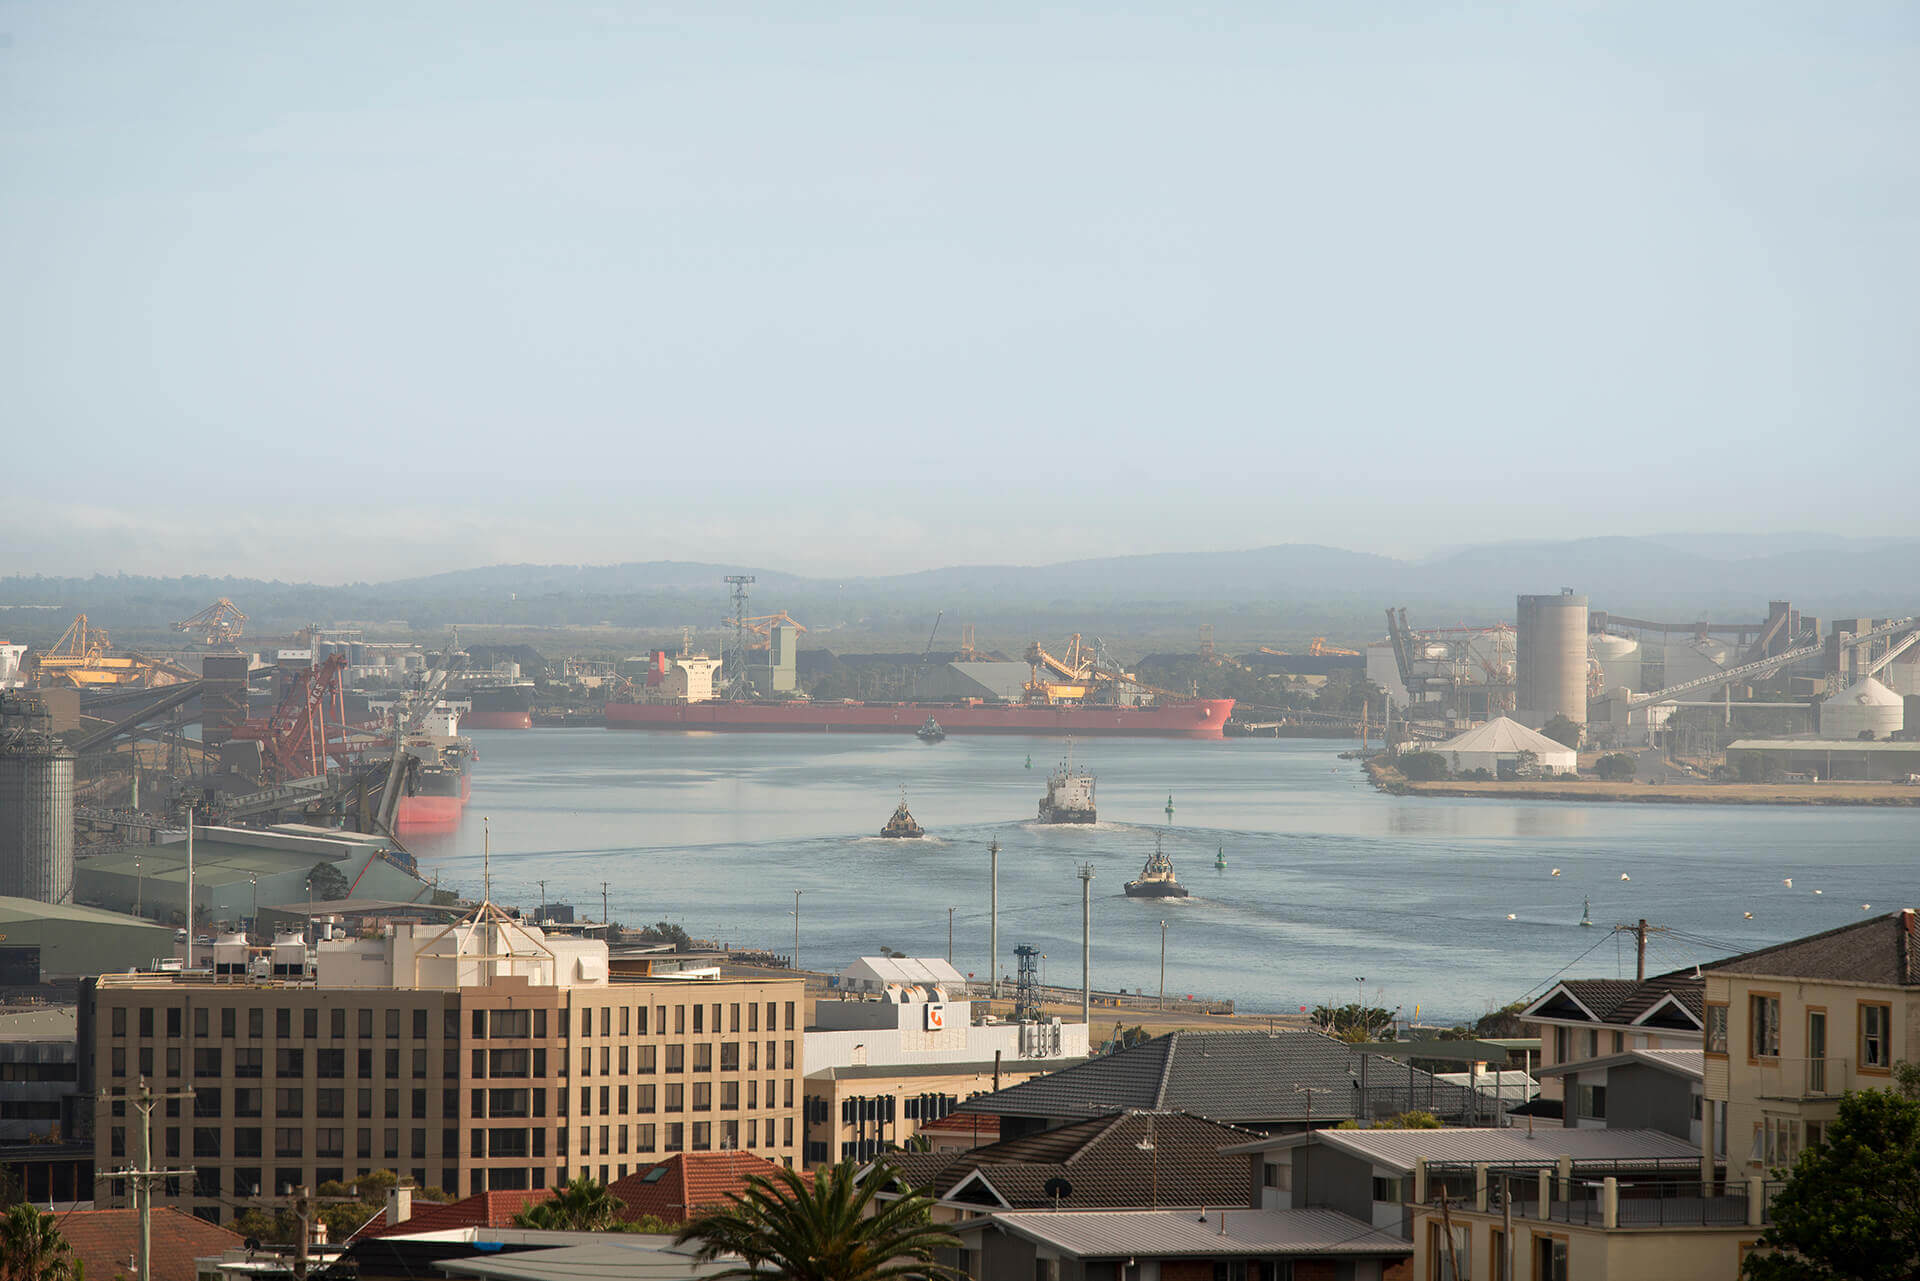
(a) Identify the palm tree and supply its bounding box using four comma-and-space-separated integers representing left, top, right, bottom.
512, 1176, 624, 1232
0, 1203, 81, 1281
678, 1161, 961, 1281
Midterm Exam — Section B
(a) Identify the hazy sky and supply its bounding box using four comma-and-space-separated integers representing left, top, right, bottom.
3, 2, 1916, 581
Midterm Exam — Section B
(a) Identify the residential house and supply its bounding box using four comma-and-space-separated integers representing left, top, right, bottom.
607, 1150, 799, 1224
881, 1110, 1259, 1224
954, 1031, 1500, 1141
1225, 1126, 1750, 1281
54, 1207, 241, 1281
1519, 973, 1703, 1104
950, 1207, 1413, 1281
1701, 907, 1919, 1177
1536, 1049, 1702, 1144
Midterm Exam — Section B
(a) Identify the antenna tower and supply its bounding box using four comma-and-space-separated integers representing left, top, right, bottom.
724, 575, 756, 696
1013, 944, 1042, 1022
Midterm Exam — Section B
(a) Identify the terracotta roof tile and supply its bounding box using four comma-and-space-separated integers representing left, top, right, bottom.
608, 1151, 802, 1224
56, 1207, 241, 1281
358, 1188, 554, 1239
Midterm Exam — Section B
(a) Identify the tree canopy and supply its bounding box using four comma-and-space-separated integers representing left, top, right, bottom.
678, 1161, 961, 1281
513, 1178, 624, 1232
1742, 1086, 1920, 1280
1540, 714, 1582, 749
0, 1204, 81, 1281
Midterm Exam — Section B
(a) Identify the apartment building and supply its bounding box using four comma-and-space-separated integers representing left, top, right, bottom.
87, 908, 803, 1221
1701, 907, 1919, 1176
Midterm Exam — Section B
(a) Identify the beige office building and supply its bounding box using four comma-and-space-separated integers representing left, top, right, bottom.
88, 910, 802, 1222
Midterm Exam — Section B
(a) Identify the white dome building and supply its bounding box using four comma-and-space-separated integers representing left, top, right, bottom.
1434, 716, 1579, 776
1821, 676, 1904, 740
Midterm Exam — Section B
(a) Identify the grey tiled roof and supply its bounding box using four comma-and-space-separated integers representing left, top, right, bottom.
953, 1030, 1493, 1126
881, 1111, 1261, 1211
1708, 909, 1919, 987
1525, 971, 1704, 1028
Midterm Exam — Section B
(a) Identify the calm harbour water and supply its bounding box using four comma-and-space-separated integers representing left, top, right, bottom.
403, 730, 1918, 1023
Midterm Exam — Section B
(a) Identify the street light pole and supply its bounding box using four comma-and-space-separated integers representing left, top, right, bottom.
989, 838, 999, 1001
792, 890, 802, 972
1159, 919, 1167, 1011
1354, 976, 1367, 1038
947, 907, 955, 963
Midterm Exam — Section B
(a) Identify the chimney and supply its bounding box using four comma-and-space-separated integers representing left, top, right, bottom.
387, 1180, 414, 1226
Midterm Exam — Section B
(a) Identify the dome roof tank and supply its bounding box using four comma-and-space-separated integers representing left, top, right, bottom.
1821, 676, 1904, 740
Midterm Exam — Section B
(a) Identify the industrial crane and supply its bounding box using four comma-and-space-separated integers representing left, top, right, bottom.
34, 615, 189, 688
173, 598, 248, 646
741, 612, 808, 653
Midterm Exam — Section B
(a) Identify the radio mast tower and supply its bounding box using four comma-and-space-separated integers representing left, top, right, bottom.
723, 575, 755, 697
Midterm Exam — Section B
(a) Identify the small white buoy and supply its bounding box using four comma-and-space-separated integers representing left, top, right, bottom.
1814, 889, 1823, 895
1506, 913, 1517, 921
1620, 873, 1631, 881
1863, 904, 1873, 911
1783, 878, 1792, 888
1551, 868, 1561, 877
1744, 912, 1753, 920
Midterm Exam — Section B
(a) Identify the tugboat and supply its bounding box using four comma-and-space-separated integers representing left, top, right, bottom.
1037, 741, 1096, 824
880, 793, 925, 838
916, 717, 946, 742
1125, 834, 1188, 898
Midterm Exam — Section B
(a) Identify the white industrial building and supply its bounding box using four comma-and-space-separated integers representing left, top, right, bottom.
1433, 716, 1578, 776
807, 956, 1088, 1072
1820, 676, 1904, 739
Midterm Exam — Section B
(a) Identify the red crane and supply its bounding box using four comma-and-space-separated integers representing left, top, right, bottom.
230, 654, 362, 782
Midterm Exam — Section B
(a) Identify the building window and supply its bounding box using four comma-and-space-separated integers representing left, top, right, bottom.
303, 1009, 319, 1039
275, 1089, 303, 1117
274, 1128, 302, 1158
1750, 995, 1781, 1059
194, 1049, 222, 1078
694, 1045, 712, 1073
331, 1009, 347, 1039
276, 1049, 304, 1078
1577, 1084, 1608, 1120
1861, 1002, 1893, 1070
1705, 1004, 1729, 1055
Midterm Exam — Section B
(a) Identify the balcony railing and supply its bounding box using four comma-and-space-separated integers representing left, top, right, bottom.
1750, 1056, 1850, 1099
1487, 1179, 1789, 1229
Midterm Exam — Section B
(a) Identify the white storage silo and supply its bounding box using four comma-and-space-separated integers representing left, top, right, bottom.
1589, 633, 1641, 693
1822, 677, 1904, 740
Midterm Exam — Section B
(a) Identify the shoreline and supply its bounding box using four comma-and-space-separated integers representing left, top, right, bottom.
1364, 759, 1920, 807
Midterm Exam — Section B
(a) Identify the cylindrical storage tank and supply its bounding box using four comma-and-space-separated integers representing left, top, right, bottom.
1821, 677, 1904, 740
1589, 634, 1641, 694
1661, 637, 1731, 688
1516, 592, 1589, 728
0, 744, 75, 904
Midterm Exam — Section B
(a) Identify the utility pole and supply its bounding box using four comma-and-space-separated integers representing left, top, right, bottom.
1159, 919, 1167, 1011
184, 805, 195, 968
1078, 863, 1094, 1029
792, 889, 802, 972
989, 838, 999, 1000
98, 1079, 197, 1281
538, 879, 546, 919
601, 882, 610, 932
1612, 918, 1668, 981
947, 907, 955, 963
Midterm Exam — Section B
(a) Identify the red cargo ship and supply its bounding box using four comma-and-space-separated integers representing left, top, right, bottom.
606, 697, 1232, 738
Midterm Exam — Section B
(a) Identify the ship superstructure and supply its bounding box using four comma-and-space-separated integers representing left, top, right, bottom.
1037, 743, 1096, 824
1125, 835, 1188, 898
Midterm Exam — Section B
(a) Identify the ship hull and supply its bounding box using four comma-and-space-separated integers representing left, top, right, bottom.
606, 698, 1233, 739
395, 793, 462, 831
1125, 882, 1190, 898
455, 683, 535, 731
1037, 805, 1096, 824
